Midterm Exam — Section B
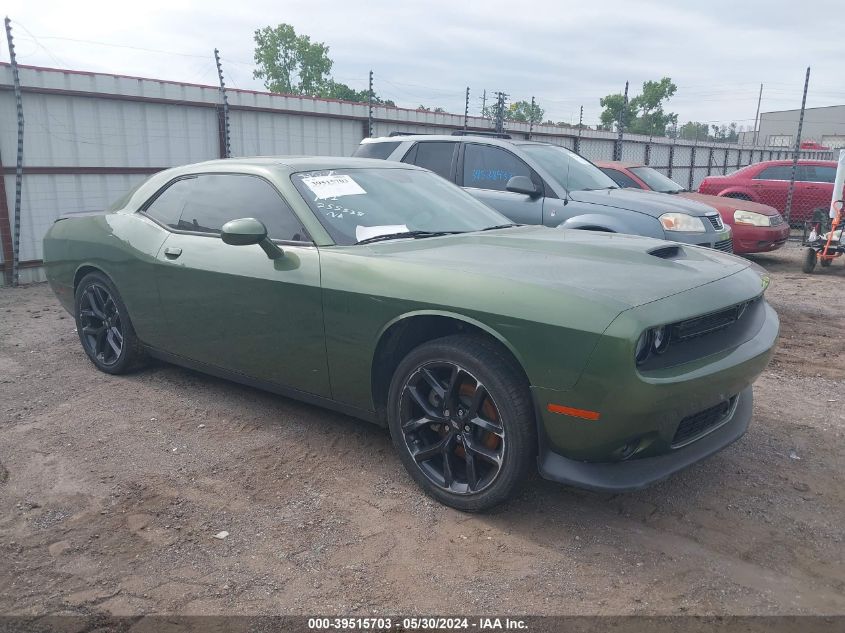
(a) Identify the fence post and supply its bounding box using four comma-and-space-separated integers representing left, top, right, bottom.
688, 139, 697, 191
4, 17, 23, 287
614, 81, 628, 161
367, 70, 374, 138
785, 66, 811, 225
463, 87, 469, 132
575, 105, 583, 154
667, 131, 676, 179
644, 136, 652, 165
213, 48, 231, 159
723, 148, 729, 175
707, 145, 714, 176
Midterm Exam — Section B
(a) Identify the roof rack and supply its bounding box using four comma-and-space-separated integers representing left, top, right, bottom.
450, 131, 512, 139
388, 131, 435, 137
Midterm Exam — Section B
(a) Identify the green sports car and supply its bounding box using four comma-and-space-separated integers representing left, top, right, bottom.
43, 157, 778, 511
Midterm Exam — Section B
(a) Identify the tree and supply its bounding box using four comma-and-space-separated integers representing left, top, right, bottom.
320, 80, 395, 106
710, 122, 739, 143
599, 77, 678, 136
507, 100, 544, 123
417, 105, 447, 113
253, 24, 332, 96
677, 122, 710, 142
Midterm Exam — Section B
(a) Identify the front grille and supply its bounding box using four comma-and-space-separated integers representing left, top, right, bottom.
672, 297, 756, 341
672, 397, 735, 447
706, 214, 724, 230
714, 238, 733, 253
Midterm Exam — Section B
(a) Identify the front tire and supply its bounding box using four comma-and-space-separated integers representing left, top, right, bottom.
802, 248, 817, 274
74, 272, 146, 374
387, 335, 535, 512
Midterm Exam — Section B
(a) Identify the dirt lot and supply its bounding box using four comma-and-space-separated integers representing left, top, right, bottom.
0, 243, 843, 617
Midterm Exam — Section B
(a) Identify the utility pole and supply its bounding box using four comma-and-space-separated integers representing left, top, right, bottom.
752, 83, 763, 146
213, 48, 231, 159
493, 91, 507, 134
575, 105, 583, 155
785, 67, 811, 225
614, 80, 628, 161
480, 89, 487, 118
367, 70, 374, 138
4, 17, 23, 287
528, 96, 535, 139
463, 87, 470, 132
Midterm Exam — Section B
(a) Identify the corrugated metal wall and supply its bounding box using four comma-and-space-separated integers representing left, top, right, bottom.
0, 63, 834, 284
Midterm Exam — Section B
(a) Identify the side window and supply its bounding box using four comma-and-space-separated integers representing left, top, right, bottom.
755, 165, 793, 181
600, 168, 643, 189
802, 165, 836, 183
144, 177, 196, 229
149, 174, 308, 242
408, 142, 457, 180
462, 144, 533, 191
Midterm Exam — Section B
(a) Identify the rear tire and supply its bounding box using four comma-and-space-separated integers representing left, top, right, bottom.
387, 334, 535, 512
802, 249, 817, 274
74, 272, 147, 374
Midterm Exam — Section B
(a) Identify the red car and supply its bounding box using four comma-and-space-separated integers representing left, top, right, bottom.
597, 161, 789, 255
698, 159, 837, 224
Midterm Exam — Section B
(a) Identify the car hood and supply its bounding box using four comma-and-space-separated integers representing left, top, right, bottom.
678, 192, 780, 216
369, 225, 750, 310
568, 187, 715, 218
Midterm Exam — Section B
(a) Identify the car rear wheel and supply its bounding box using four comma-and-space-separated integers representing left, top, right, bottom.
387, 334, 535, 512
74, 272, 146, 374
802, 248, 817, 274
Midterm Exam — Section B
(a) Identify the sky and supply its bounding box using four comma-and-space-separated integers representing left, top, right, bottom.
4, 0, 844, 129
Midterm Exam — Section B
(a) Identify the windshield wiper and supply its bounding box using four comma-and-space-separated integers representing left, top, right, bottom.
356, 230, 464, 245
480, 223, 520, 231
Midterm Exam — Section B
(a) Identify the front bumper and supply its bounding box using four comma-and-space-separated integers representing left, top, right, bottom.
731, 223, 790, 254
530, 273, 778, 492
536, 386, 752, 491
665, 227, 733, 252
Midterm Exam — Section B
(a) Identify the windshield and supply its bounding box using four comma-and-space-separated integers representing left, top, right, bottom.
291, 168, 512, 245
630, 167, 684, 193
520, 144, 618, 192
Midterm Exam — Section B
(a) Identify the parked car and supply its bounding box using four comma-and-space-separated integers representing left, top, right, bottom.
698, 159, 837, 224
355, 135, 733, 252
44, 157, 778, 511
597, 161, 789, 255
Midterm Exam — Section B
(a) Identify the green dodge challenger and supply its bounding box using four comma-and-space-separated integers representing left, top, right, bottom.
44, 157, 778, 511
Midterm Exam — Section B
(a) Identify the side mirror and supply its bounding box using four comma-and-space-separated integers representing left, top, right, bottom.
221, 218, 283, 260
506, 175, 540, 198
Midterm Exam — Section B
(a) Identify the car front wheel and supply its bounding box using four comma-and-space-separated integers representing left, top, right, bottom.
387, 334, 535, 512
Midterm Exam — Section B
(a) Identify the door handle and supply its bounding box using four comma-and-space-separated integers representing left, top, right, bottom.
164, 246, 182, 259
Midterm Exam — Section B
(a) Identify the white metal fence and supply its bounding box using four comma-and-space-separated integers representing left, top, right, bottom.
0, 63, 834, 283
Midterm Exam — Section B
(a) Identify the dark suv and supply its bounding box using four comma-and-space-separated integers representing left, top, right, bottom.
354, 134, 732, 251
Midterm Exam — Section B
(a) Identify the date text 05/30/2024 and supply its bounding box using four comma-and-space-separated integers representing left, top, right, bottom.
307, 617, 529, 630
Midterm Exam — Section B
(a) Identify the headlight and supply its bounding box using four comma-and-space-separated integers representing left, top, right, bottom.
659, 213, 706, 232
635, 325, 672, 366
734, 210, 770, 227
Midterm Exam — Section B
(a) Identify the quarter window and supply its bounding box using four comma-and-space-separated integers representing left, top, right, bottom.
799, 165, 836, 183
145, 174, 309, 242
462, 144, 533, 192
406, 142, 457, 180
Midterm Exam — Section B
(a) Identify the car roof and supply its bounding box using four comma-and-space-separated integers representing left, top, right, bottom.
361, 134, 557, 149
171, 156, 421, 173
749, 159, 837, 167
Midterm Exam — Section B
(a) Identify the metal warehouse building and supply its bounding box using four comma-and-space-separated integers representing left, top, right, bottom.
755, 105, 845, 149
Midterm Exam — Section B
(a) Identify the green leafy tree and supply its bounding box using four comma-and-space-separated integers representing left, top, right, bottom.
678, 121, 710, 142
599, 78, 678, 136
417, 105, 447, 113
507, 100, 545, 123
253, 24, 332, 95
319, 80, 394, 106
710, 122, 739, 143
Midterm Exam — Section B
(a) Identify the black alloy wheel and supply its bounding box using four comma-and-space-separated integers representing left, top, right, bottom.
399, 362, 505, 495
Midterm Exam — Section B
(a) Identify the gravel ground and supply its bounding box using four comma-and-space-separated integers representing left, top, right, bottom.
0, 243, 843, 617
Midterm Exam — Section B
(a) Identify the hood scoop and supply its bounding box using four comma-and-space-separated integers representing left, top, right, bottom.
648, 245, 687, 260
